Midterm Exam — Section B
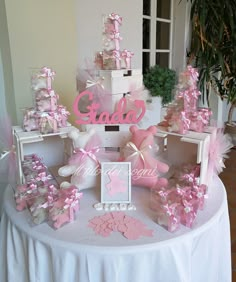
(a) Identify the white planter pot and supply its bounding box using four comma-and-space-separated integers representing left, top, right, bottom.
139, 96, 162, 128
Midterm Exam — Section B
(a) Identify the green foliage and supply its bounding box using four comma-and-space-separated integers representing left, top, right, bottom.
186, 0, 236, 123
143, 65, 176, 105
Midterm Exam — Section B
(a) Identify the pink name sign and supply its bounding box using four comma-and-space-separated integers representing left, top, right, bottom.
73, 90, 146, 125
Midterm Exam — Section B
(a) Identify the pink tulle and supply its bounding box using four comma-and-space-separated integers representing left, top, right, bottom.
124, 84, 148, 114
69, 132, 119, 184
76, 62, 113, 114
208, 128, 233, 175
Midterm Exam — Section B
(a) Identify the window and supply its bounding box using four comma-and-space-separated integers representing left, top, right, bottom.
142, 0, 174, 73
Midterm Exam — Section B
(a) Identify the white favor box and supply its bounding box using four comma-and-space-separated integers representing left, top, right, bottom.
98, 69, 143, 94
80, 124, 131, 149
13, 125, 76, 184
98, 69, 143, 113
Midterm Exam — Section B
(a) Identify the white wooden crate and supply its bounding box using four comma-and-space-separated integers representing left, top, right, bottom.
98, 69, 143, 94
156, 126, 211, 186
13, 125, 77, 184
81, 124, 131, 149
81, 124, 213, 186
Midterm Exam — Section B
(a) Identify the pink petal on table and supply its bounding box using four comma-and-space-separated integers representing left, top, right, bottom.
89, 217, 105, 225
123, 228, 142, 240
99, 228, 112, 237
88, 222, 97, 228
101, 213, 113, 221
141, 228, 154, 237
123, 215, 137, 224
117, 223, 127, 233
111, 211, 125, 220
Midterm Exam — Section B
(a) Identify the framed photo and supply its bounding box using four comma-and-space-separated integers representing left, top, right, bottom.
101, 162, 131, 204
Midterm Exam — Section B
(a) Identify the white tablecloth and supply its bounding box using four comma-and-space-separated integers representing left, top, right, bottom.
0, 176, 231, 282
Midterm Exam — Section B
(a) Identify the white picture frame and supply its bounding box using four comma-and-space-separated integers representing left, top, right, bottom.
101, 162, 131, 204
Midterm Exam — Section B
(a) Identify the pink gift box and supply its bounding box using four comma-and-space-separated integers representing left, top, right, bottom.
15, 184, 39, 211
180, 198, 199, 228
48, 187, 83, 229
157, 203, 181, 232
39, 113, 58, 134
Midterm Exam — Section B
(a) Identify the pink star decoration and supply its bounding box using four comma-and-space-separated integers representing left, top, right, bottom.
106, 169, 128, 197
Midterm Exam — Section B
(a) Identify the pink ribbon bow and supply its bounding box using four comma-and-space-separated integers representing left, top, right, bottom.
39, 67, 56, 90
108, 13, 122, 25
36, 172, 52, 184
75, 147, 100, 166
63, 191, 83, 221
186, 65, 199, 81
121, 49, 134, 69
121, 49, 134, 59
162, 203, 179, 216
158, 188, 170, 201
123, 141, 153, 168
38, 195, 54, 209
110, 31, 122, 41
40, 67, 55, 79
29, 183, 37, 190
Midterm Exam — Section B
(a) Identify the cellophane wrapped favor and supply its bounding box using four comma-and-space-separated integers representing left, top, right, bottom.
14, 154, 83, 229
151, 163, 207, 232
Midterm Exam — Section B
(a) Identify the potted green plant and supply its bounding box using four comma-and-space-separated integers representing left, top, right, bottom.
143, 65, 176, 106
185, 0, 236, 143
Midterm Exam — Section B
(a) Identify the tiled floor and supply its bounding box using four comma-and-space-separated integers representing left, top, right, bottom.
219, 148, 236, 281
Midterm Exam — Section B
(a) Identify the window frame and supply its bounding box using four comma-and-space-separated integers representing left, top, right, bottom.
142, 0, 174, 70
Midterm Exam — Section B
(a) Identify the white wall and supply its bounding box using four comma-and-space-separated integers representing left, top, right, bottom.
4, 0, 78, 125
77, 0, 142, 69
0, 0, 17, 124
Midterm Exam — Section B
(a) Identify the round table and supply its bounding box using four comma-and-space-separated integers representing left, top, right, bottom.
0, 176, 231, 282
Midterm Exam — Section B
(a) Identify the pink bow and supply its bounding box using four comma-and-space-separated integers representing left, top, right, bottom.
182, 199, 194, 214
32, 164, 46, 171
186, 65, 199, 81
63, 191, 83, 221
39, 66, 56, 90
29, 183, 37, 190
123, 141, 152, 168
110, 31, 122, 41
158, 188, 170, 201
40, 67, 55, 79
58, 105, 70, 115
36, 172, 52, 184
48, 184, 58, 194
112, 50, 121, 59
51, 112, 61, 122
38, 195, 54, 209
162, 203, 178, 217
75, 147, 100, 166
121, 49, 134, 58
108, 13, 122, 25
192, 89, 201, 99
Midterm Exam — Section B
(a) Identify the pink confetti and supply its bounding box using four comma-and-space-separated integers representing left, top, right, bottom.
88, 211, 153, 240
